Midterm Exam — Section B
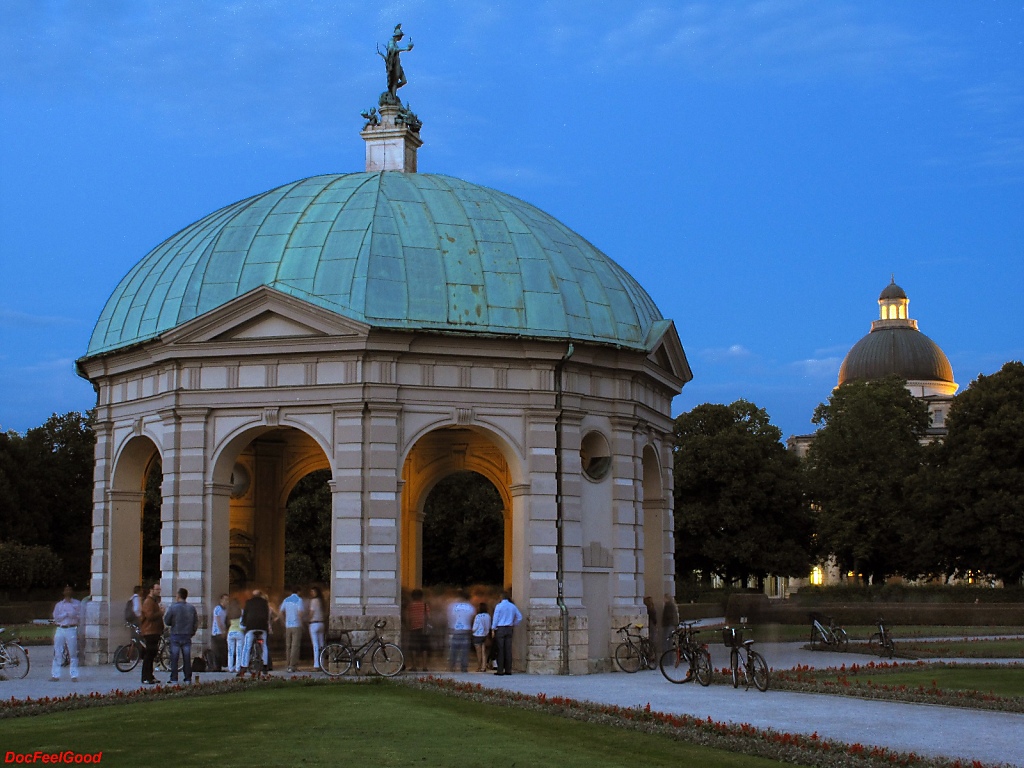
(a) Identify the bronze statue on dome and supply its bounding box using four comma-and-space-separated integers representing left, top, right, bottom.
377, 24, 414, 106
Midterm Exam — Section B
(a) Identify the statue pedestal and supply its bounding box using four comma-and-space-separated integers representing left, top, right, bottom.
361, 105, 422, 173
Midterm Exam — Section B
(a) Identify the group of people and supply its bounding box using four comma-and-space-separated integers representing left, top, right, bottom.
51, 582, 528, 681
404, 588, 522, 675
644, 592, 681, 657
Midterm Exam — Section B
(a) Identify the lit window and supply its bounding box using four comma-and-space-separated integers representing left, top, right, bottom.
810, 566, 823, 586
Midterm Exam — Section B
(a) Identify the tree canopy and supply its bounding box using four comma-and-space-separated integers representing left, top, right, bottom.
804, 376, 929, 584
422, 471, 504, 587
915, 361, 1024, 584
672, 400, 812, 586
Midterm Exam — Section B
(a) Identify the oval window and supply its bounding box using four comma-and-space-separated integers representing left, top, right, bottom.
580, 431, 612, 481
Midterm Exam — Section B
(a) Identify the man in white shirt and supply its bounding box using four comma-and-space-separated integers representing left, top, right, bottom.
279, 587, 306, 672
491, 591, 522, 676
51, 585, 82, 682
447, 591, 475, 672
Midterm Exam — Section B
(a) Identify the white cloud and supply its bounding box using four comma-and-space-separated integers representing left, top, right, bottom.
791, 356, 841, 378
0, 308, 77, 328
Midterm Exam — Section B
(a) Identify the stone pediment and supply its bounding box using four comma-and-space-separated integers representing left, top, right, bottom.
163, 286, 370, 346
644, 320, 693, 385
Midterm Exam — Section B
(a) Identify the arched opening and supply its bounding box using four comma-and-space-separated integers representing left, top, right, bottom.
642, 444, 667, 601
421, 471, 505, 588
107, 435, 161, 646
399, 426, 516, 593
211, 426, 330, 601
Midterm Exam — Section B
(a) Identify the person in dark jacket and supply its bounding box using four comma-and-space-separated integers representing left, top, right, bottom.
164, 587, 199, 684
140, 583, 165, 685
239, 589, 271, 675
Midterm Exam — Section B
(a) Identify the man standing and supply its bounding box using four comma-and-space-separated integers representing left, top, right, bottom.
278, 586, 306, 672
51, 585, 81, 682
239, 589, 270, 675
140, 582, 165, 684
661, 593, 679, 658
164, 587, 199, 684
210, 593, 229, 672
490, 591, 522, 676
447, 590, 475, 673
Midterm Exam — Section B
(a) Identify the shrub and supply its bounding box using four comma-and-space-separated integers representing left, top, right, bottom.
0, 541, 65, 591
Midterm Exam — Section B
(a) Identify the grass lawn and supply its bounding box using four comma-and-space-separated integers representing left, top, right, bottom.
0, 682, 788, 768
836, 666, 1024, 698
895, 638, 1024, 659
755, 624, 1024, 643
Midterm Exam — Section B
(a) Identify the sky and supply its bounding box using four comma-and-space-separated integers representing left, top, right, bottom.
1, 1, 1021, 439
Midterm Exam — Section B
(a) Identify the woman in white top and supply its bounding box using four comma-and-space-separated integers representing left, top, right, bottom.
471, 602, 491, 672
308, 586, 326, 669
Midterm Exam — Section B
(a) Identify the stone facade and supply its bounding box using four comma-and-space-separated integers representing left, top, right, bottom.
78, 286, 689, 673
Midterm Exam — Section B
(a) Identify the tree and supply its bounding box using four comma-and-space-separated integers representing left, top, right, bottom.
925, 362, 1024, 584
285, 469, 332, 586
422, 471, 504, 587
804, 377, 929, 584
672, 400, 813, 587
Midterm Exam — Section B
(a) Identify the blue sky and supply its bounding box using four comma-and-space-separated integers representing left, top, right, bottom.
1, 1, 1021, 439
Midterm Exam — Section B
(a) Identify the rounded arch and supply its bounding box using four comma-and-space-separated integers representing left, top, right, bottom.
111, 434, 162, 491
207, 422, 333, 599
399, 424, 522, 592
642, 442, 668, 600
399, 420, 526, 488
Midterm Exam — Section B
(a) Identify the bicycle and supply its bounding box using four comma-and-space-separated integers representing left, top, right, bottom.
868, 617, 896, 659
723, 626, 769, 692
659, 622, 711, 686
809, 613, 848, 651
113, 623, 171, 672
319, 619, 405, 677
613, 623, 655, 673
0, 627, 30, 679
243, 630, 269, 677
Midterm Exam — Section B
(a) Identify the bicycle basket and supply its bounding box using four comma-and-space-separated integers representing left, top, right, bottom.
722, 626, 743, 648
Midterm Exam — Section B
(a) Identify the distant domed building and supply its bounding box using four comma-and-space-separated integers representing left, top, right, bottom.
837, 277, 957, 438
75, 40, 691, 673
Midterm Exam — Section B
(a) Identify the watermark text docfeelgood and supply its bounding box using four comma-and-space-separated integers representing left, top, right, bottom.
5, 753, 102, 764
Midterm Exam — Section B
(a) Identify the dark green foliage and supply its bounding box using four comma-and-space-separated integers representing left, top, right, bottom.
422, 471, 504, 587
673, 400, 813, 586
917, 361, 1024, 585
0, 541, 64, 591
0, 412, 95, 587
804, 377, 929, 584
141, 462, 162, 585
284, 469, 332, 586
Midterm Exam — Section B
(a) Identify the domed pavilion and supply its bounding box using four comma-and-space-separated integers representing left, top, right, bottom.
76, 42, 692, 673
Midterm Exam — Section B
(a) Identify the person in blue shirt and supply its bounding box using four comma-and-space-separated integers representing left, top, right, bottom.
490, 592, 522, 676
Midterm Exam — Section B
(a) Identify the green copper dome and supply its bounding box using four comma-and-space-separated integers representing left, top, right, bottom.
86, 172, 665, 357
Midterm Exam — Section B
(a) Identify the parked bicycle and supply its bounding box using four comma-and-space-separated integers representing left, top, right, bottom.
723, 626, 769, 692
808, 613, 848, 651
0, 627, 30, 679
868, 617, 895, 659
319, 619, 405, 677
613, 623, 655, 673
113, 623, 170, 673
659, 621, 711, 685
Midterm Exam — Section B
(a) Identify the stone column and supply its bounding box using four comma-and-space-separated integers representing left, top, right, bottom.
158, 408, 209, 621
330, 405, 365, 625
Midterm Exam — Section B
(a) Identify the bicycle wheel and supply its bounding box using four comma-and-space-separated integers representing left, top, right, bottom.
640, 638, 656, 669
248, 644, 265, 676
694, 648, 712, 687
730, 648, 740, 688
833, 628, 849, 651
883, 637, 896, 659
614, 642, 643, 673
319, 643, 353, 677
659, 647, 693, 684
371, 642, 405, 677
113, 643, 140, 672
156, 639, 170, 672
2, 643, 30, 679
749, 651, 769, 692
868, 632, 883, 657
